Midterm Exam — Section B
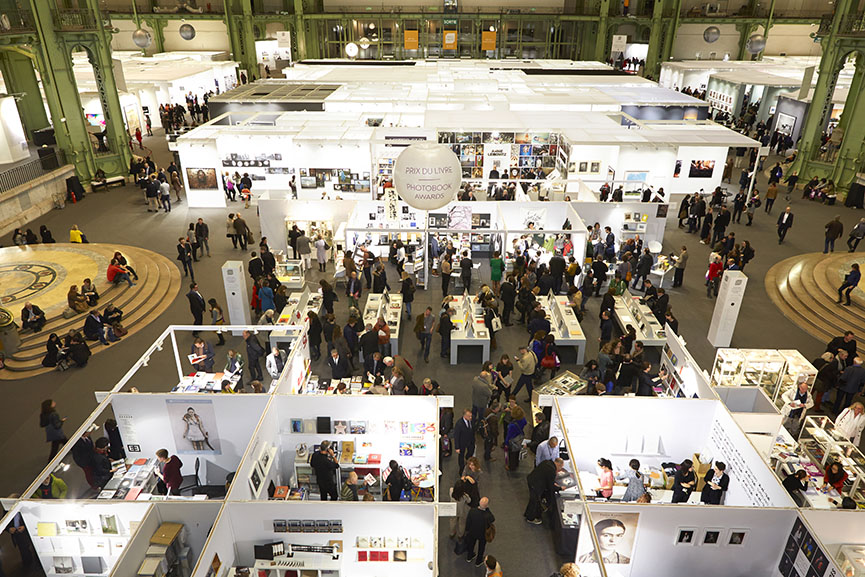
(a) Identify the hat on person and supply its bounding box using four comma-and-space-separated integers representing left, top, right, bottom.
383, 356, 393, 364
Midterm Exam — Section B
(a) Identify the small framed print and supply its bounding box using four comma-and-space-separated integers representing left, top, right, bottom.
701, 528, 724, 547
727, 529, 749, 547
675, 527, 697, 546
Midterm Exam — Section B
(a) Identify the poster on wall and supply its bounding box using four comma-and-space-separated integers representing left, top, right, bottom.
166, 399, 222, 454
186, 168, 219, 190
779, 517, 839, 577
689, 160, 715, 178
673, 160, 682, 178
577, 512, 640, 571
447, 206, 472, 229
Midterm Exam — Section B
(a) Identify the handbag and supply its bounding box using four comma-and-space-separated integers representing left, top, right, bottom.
485, 522, 496, 543
540, 344, 559, 369
491, 316, 502, 333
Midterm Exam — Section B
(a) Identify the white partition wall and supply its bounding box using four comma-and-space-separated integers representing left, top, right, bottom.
192, 502, 437, 577
568, 201, 668, 254
108, 393, 269, 486
576, 503, 799, 577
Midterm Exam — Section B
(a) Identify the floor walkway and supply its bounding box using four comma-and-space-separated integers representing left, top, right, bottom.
0, 131, 859, 576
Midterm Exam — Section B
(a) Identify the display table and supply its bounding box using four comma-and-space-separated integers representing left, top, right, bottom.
446, 294, 490, 365
362, 292, 403, 356
648, 255, 676, 289
275, 259, 305, 289
171, 371, 242, 393
532, 371, 588, 409
97, 458, 159, 500
252, 550, 341, 576
537, 295, 586, 364
613, 290, 666, 347
270, 290, 323, 348
552, 494, 580, 557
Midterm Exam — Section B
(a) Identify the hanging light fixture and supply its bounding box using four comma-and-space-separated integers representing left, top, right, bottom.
179, 22, 196, 40
746, 33, 766, 54
132, 28, 152, 48
702, 26, 721, 43
345, 42, 359, 57
359, 36, 371, 49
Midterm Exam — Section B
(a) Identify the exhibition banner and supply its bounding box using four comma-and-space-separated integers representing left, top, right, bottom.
481, 31, 497, 51
443, 30, 458, 50
404, 30, 419, 50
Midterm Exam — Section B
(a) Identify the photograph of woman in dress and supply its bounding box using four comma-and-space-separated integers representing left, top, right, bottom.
166, 399, 222, 454
182, 407, 209, 451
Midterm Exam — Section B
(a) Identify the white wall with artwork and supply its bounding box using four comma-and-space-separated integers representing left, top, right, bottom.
108, 393, 269, 486
568, 201, 669, 253
9, 500, 151, 577
575, 503, 798, 577
175, 138, 226, 208
191, 501, 437, 577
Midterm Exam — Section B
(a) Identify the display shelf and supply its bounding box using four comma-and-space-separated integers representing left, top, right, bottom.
711, 349, 745, 387
799, 416, 865, 499
774, 350, 817, 409
612, 290, 665, 347
275, 260, 305, 290
286, 220, 334, 264
532, 371, 588, 408
711, 349, 816, 409
839, 544, 865, 577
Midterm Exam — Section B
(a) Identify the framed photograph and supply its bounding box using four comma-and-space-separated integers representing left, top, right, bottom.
185, 168, 218, 190
258, 445, 271, 473
290, 418, 302, 433
350, 421, 367, 434
99, 515, 118, 535
333, 420, 348, 434
590, 162, 600, 173
205, 553, 221, 577
577, 512, 639, 565
656, 204, 669, 218
689, 160, 715, 178
249, 464, 263, 496
675, 527, 697, 546
673, 159, 682, 178
727, 529, 749, 546
578, 161, 588, 173
65, 520, 89, 534
701, 528, 723, 546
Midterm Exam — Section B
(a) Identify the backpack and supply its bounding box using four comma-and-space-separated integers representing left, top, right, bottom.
440, 434, 452, 457
485, 521, 496, 543
477, 417, 490, 440
508, 432, 525, 452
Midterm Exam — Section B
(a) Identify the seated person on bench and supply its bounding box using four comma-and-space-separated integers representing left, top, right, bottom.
21, 302, 46, 332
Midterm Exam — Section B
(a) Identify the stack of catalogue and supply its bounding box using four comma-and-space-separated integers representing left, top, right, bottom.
137, 523, 190, 577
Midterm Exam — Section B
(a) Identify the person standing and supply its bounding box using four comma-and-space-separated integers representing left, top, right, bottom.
706, 256, 723, 298
417, 306, 435, 363
226, 213, 238, 249
159, 178, 172, 212
472, 370, 495, 426
784, 171, 799, 195
315, 236, 328, 272
460, 251, 474, 292
266, 346, 287, 380
780, 380, 814, 437
464, 497, 495, 567
835, 358, 865, 415
671, 459, 696, 503
346, 271, 362, 310
40, 399, 67, 461
233, 214, 250, 251
504, 406, 527, 471
711, 206, 731, 246
824, 215, 844, 254
512, 345, 538, 402
454, 409, 475, 474
208, 298, 226, 346
176, 237, 195, 281
244, 329, 265, 381
835, 402, 865, 444
296, 230, 312, 271
288, 224, 301, 259
777, 207, 794, 244
731, 190, 746, 223
837, 263, 861, 306
500, 276, 516, 326
187, 283, 206, 335
482, 402, 501, 462
632, 249, 653, 290
524, 458, 564, 524
441, 254, 452, 295
155, 449, 183, 495
309, 441, 339, 500
848, 218, 865, 252
439, 307, 455, 359
672, 246, 688, 288
490, 252, 505, 296
765, 182, 779, 213
195, 218, 210, 258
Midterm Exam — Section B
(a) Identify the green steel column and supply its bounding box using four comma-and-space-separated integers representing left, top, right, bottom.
735, 23, 757, 60
644, 0, 668, 79
660, 0, 682, 65
829, 53, 865, 191
789, 0, 853, 180
146, 18, 166, 53
225, 0, 257, 77
28, 0, 97, 180
293, 0, 308, 61
0, 50, 50, 138
594, 0, 611, 61
758, 0, 778, 61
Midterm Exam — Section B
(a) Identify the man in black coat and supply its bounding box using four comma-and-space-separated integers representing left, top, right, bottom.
243, 329, 265, 381
500, 276, 516, 326
463, 497, 495, 566
652, 288, 669, 323
364, 350, 385, 378
309, 441, 339, 500
453, 409, 475, 473
615, 355, 641, 393
359, 325, 380, 363
21, 302, 46, 332
248, 252, 264, 280
827, 331, 857, 366
328, 348, 351, 379
632, 248, 654, 290
548, 254, 566, 295
524, 458, 564, 524
176, 237, 195, 281
91, 437, 115, 489
261, 246, 276, 275
777, 206, 794, 244
711, 206, 731, 245
194, 218, 210, 258
186, 283, 206, 336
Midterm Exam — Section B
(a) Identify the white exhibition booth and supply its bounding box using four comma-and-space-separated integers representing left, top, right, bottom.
228, 395, 444, 502
190, 502, 438, 577
0, 95, 30, 164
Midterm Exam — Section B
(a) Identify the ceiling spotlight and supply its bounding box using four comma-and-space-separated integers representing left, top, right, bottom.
345, 42, 359, 58
369, 22, 376, 30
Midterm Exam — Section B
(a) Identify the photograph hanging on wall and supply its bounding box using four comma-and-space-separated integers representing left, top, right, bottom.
186, 168, 218, 190
205, 553, 221, 577
166, 399, 222, 454
701, 528, 723, 546
590, 162, 600, 173
674, 527, 696, 546
727, 529, 749, 546
65, 520, 89, 534
576, 512, 639, 566
99, 515, 118, 535
673, 159, 682, 178
578, 162, 588, 173
689, 160, 716, 178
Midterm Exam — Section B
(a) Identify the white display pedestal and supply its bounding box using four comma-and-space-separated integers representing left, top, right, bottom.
708, 270, 748, 348
222, 260, 252, 333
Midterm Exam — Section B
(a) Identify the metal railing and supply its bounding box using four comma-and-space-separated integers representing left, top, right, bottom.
0, 9, 36, 34
0, 150, 68, 194
51, 9, 98, 30
838, 13, 865, 34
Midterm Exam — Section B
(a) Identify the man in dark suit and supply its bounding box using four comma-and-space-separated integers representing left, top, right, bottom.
248, 252, 264, 280
243, 329, 265, 381
777, 206, 794, 244
524, 458, 564, 524
186, 283, 206, 336
359, 324, 379, 362
328, 348, 350, 379
463, 497, 495, 566
176, 237, 195, 281
548, 254, 566, 295
261, 246, 276, 275
453, 409, 475, 473
652, 288, 669, 323
364, 350, 385, 379
500, 276, 516, 326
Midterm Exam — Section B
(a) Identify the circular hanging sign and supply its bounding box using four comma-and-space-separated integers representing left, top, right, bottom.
393, 142, 461, 210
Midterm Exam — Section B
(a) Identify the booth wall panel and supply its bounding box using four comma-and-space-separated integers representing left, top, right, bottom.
258, 196, 358, 255
177, 140, 227, 208
109, 394, 269, 484
569, 201, 667, 252
580, 503, 796, 577
801, 509, 865, 547
191, 506, 238, 577
671, 24, 742, 61
773, 96, 809, 144
110, 506, 161, 577
152, 501, 223, 564
670, 145, 728, 197
229, 400, 280, 501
